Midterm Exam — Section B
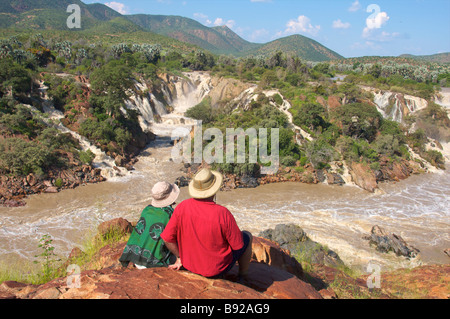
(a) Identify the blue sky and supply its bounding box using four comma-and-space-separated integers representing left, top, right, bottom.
83, 0, 450, 58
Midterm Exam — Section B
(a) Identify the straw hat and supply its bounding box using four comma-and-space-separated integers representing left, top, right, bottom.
151, 181, 180, 208
188, 168, 223, 199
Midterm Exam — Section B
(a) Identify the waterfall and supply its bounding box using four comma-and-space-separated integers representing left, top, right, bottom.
171, 72, 212, 115
434, 88, 450, 110
371, 89, 428, 123
124, 72, 212, 137
27, 83, 129, 179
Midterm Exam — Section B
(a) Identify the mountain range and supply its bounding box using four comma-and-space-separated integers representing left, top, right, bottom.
1, 1, 448, 63
0, 0, 343, 61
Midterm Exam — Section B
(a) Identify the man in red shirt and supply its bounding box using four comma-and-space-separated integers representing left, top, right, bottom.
161, 168, 252, 280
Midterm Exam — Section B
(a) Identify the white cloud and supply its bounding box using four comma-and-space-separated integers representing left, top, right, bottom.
363, 10, 390, 38
333, 19, 351, 29
214, 18, 224, 26
213, 18, 236, 29
366, 11, 390, 29
282, 15, 320, 36
348, 0, 361, 12
104, 1, 128, 14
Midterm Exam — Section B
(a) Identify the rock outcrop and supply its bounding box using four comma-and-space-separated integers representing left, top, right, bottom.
0, 165, 106, 207
349, 162, 378, 193
0, 219, 322, 299
363, 225, 420, 258
259, 224, 346, 269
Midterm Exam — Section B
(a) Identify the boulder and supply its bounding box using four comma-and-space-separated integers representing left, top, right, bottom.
326, 173, 345, 186
251, 237, 304, 279
97, 218, 133, 239
44, 186, 59, 194
349, 162, 378, 192
363, 225, 420, 258
259, 224, 346, 269
239, 175, 259, 188
327, 96, 341, 111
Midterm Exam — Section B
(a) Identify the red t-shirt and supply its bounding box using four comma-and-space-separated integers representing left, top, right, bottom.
160, 198, 244, 277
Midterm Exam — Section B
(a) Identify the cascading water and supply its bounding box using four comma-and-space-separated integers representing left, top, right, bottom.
23, 105, 128, 180
370, 89, 428, 123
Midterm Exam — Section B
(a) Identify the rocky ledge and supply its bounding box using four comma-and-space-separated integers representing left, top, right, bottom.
0, 219, 448, 300
176, 156, 425, 194
0, 165, 106, 207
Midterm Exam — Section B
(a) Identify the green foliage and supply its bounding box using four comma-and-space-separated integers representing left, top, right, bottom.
305, 138, 339, 169
185, 97, 215, 124
373, 134, 401, 157
293, 102, 328, 132
422, 150, 445, 169
33, 234, 61, 284
90, 59, 134, 117
0, 137, 52, 176
0, 59, 31, 96
331, 102, 382, 142
79, 150, 96, 165
0, 104, 44, 137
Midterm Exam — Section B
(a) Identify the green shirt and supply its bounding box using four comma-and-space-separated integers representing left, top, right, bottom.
119, 205, 175, 268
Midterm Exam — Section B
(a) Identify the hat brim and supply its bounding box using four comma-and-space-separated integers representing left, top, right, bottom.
151, 183, 180, 208
188, 170, 223, 199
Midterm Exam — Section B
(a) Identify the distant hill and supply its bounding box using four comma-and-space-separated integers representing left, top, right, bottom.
399, 53, 450, 64
243, 34, 344, 61
125, 14, 260, 55
0, 0, 122, 30
125, 14, 342, 61
0, 0, 343, 62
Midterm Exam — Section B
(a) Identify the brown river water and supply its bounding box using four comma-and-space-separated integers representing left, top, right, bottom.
0, 136, 449, 273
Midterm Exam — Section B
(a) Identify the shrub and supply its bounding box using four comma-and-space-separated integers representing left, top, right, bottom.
79, 150, 95, 165
281, 156, 297, 167
185, 97, 215, 124
305, 139, 339, 169
0, 137, 52, 176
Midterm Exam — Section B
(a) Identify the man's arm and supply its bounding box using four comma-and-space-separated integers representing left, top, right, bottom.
164, 241, 182, 271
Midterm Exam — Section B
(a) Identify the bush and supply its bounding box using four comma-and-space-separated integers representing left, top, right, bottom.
331, 102, 382, 142
78, 150, 95, 165
0, 137, 52, 176
293, 102, 328, 132
305, 139, 339, 169
373, 134, 400, 157
185, 97, 215, 124
281, 156, 297, 167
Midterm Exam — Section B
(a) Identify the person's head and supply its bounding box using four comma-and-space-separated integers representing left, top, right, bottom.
151, 181, 180, 208
188, 168, 223, 200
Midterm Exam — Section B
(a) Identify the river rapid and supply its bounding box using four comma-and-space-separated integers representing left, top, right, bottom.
0, 135, 449, 273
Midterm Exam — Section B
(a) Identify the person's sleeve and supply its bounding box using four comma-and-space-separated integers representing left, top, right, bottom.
224, 210, 244, 251
161, 209, 178, 244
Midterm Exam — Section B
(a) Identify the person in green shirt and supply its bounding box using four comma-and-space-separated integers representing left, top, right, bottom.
119, 181, 180, 269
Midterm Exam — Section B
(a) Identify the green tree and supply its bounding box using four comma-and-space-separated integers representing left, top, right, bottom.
89, 60, 134, 118
293, 102, 328, 132
332, 102, 382, 142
